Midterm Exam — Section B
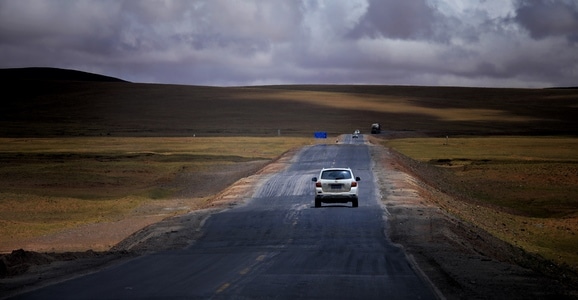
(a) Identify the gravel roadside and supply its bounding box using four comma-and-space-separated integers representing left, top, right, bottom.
373, 144, 578, 299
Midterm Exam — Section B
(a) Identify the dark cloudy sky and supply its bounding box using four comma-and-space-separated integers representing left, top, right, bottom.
1, 0, 577, 87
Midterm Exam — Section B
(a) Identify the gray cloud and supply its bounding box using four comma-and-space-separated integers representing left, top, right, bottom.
514, 0, 578, 42
348, 0, 445, 41
0, 0, 576, 87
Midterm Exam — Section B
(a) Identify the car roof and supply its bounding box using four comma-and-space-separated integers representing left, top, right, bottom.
321, 167, 351, 171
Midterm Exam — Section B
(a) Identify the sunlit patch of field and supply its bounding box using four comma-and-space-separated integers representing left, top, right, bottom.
0, 137, 313, 248
240, 89, 539, 122
384, 136, 578, 270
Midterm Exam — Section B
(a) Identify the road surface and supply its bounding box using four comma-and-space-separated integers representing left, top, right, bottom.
14, 135, 438, 299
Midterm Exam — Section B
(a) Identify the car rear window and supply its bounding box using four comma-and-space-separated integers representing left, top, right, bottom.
321, 170, 352, 180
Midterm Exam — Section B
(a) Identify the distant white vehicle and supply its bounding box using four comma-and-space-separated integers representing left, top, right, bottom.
353, 129, 360, 138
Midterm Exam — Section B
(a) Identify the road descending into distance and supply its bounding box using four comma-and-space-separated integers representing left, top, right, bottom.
14, 135, 438, 299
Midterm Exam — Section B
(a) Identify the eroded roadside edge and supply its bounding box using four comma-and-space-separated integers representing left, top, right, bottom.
370, 142, 578, 299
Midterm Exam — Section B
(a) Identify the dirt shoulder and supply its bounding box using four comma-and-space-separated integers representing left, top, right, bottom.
2, 143, 578, 299
372, 144, 578, 299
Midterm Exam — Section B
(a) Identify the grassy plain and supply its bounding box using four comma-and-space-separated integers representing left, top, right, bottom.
385, 137, 578, 269
1, 69, 578, 270
0, 137, 312, 246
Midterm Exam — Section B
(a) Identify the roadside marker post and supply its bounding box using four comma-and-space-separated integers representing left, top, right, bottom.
314, 131, 327, 139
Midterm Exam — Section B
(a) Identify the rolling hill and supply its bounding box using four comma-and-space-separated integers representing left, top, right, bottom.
1, 67, 577, 137
0, 67, 126, 82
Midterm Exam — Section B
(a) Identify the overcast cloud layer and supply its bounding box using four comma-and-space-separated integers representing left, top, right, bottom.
1, 0, 577, 87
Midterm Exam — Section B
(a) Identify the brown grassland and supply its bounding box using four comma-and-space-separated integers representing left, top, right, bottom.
384, 137, 578, 271
1, 69, 578, 286
0, 137, 312, 251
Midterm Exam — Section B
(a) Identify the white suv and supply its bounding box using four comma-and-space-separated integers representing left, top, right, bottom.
312, 168, 360, 208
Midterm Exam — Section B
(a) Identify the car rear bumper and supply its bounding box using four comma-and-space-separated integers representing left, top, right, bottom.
315, 194, 358, 202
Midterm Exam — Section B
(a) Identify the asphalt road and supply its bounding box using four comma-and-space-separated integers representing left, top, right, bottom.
14, 135, 438, 299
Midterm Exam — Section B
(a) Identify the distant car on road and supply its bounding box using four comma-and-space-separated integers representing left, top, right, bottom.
353, 130, 360, 138
312, 168, 360, 207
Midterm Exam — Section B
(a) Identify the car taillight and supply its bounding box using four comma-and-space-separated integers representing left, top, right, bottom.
315, 182, 322, 187
351, 182, 357, 187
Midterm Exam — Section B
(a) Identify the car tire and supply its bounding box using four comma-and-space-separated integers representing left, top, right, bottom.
315, 198, 321, 208
352, 198, 358, 208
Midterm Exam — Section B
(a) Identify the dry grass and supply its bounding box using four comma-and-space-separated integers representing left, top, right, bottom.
0, 137, 312, 246
384, 137, 578, 270
1, 74, 578, 268
0, 193, 141, 241
241, 89, 538, 122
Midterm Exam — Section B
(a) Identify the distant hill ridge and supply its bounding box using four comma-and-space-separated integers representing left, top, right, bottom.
0, 67, 127, 83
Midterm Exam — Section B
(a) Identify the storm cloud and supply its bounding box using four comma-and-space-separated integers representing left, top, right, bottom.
0, 0, 576, 87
